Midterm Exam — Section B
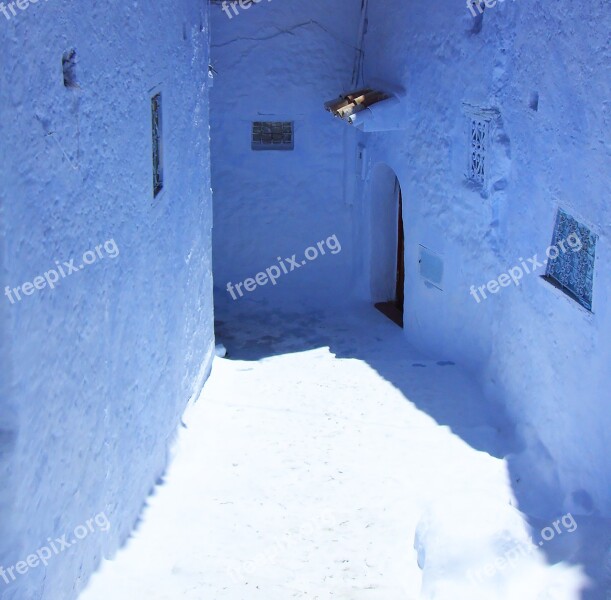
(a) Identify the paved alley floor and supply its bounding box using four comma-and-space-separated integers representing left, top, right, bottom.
80, 303, 599, 600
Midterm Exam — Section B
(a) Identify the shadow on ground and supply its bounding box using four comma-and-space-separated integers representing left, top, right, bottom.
214, 298, 611, 600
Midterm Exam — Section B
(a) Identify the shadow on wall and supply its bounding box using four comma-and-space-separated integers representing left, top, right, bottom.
369, 163, 402, 305
214, 300, 611, 600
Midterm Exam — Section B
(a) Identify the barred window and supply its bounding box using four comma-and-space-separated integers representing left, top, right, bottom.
545, 209, 597, 311
467, 117, 489, 185
462, 104, 499, 188
252, 121, 294, 150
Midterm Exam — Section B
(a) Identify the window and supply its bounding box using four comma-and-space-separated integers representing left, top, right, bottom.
467, 116, 489, 185
251, 121, 294, 150
463, 104, 499, 188
151, 92, 164, 197
62, 49, 78, 89
544, 209, 597, 311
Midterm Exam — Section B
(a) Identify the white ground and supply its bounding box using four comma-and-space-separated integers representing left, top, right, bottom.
80, 304, 609, 600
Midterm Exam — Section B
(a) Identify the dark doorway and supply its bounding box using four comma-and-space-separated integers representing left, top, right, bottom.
395, 187, 405, 315
375, 180, 405, 328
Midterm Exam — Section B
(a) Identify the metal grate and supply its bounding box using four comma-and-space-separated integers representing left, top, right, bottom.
545, 209, 597, 311
151, 93, 164, 197
252, 121, 294, 150
467, 117, 488, 185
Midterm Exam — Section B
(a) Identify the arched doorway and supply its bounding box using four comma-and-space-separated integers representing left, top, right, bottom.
369, 164, 404, 328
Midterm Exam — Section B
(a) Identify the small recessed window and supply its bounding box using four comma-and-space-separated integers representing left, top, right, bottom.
151, 92, 164, 197
62, 49, 78, 89
544, 209, 597, 311
467, 116, 489, 185
463, 105, 499, 188
252, 121, 294, 150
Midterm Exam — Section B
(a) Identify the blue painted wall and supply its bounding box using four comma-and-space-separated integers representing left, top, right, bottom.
0, 1, 214, 597
358, 0, 610, 515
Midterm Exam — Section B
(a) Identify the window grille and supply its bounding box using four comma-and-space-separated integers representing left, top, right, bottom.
467, 116, 489, 185
462, 104, 499, 188
252, 121, 294, 150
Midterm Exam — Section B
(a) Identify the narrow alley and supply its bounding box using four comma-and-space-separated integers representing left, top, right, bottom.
80, 303, 594, 599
